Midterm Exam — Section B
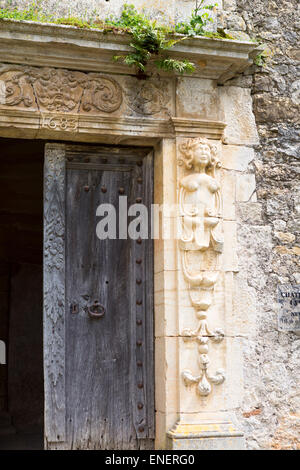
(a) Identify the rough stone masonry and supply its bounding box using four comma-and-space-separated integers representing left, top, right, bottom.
219, 0, 300, 450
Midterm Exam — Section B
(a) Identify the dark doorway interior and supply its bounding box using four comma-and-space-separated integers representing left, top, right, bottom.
0, 138, 44, 450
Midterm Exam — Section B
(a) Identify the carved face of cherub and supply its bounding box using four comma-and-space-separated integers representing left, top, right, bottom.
178, 137, 220, 174
193, 142, 212, 169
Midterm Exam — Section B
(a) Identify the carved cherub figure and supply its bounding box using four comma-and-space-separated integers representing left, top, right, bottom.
178, 137, 223, 253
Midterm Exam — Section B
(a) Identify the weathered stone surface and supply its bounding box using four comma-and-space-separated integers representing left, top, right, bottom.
236, 173, 257, 202
237, 202, 263, 224
223, 0, 237, 11
219, 87, 259, 145
176, 78, 221, 120
253, 94, 299, 123
274, 231, 296, 244
167, 421, 245, 450
222, 0, 300, 450
221, 145, 254, 171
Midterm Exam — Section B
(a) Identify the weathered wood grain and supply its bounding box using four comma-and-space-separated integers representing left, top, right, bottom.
44, 144, 154, 449
64, 146, 154, 449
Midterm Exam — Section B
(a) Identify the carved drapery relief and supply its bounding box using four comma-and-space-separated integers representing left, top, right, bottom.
178, 137, 225, 397
0, 65, 123, 116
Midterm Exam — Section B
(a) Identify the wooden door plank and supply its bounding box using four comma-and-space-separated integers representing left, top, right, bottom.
65, 164, 138, 449
43, 144, 154, 449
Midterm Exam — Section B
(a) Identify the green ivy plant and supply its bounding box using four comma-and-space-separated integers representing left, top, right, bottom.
252, 40, 271, 67
104, 3, 234, 77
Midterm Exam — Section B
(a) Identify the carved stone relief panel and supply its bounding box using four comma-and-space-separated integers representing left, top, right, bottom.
0, 66, 38, 111
124, 75, 173, 117
44, 144, 66, 444
80, 73, 123, 114
0, 64, 175, 125
0, 64, 123, 116
32, 68, 85, 113
178, 137, 225, 397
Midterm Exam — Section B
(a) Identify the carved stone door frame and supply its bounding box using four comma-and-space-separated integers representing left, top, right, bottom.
0, 20, 260, 449
44, 144, 66, 445
0, 104, 245, 451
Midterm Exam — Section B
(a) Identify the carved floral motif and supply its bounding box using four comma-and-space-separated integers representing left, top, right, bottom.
0, 64, 176, 124
43, 145, 67, 442
44, 147, 65, 386
182, 320, 225, 396
0, 67, 36, 108
179, 137, 225, 397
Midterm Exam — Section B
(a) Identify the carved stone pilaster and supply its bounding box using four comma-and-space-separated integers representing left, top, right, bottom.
178, 137, 225, 397
168, 136, 245, 450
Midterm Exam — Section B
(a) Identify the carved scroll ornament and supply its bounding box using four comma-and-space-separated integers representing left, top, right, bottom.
178, 137, 225, 397
0, 65, 123, 114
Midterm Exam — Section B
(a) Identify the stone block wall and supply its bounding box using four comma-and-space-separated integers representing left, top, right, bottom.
219, 0, 300, 450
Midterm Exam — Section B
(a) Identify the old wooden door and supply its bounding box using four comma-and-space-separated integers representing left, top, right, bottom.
44, 143, 154, 450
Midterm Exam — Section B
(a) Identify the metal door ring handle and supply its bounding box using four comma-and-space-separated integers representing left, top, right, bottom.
88, 301, 105, 319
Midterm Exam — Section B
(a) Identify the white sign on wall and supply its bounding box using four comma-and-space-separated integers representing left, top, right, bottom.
278, 285, 300, 332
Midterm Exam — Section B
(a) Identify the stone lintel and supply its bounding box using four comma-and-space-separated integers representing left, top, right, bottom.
0, 109, 226, 143
0, 18, 259, 82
